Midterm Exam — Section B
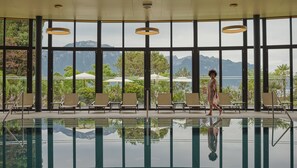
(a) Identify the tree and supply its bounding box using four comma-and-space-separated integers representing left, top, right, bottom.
274, 64, 289, 99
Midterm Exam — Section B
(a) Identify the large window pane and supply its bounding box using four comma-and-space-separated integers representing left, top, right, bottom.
124, 51, 144, 107
103, 51, 122, 101
248, 49, 254, 107
42, 50, 48, 108
199, 51, 219, 103
293, 49, 297, 108
267, 19, 290, 45
52, 21, 74, 47
6, 50, 27, 103
42, 20, 48, 47
0, 50, 2, 109
150, 51, 170, 108
6, 19, 29, 46
247, 20, 254, 46
0, 19, 3, 46
150, 22, 170, 47
102, 22, 122, 47
222, 50, 242, 101
293, 18, 297, 44
76, 22, 97, 47
268, 49, 290, 102
76, 51, 95, 107
172, 51, 192, 102
221, 20, 243, 46
53, 51, 73, 102
198, 21, 219, 47
125, 22, 145, 47
173, 22, 193, 47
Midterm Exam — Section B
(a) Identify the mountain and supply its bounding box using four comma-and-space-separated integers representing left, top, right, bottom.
42, 40, 254, 87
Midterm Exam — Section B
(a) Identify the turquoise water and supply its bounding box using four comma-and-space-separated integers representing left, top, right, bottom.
0, 118, 296, 168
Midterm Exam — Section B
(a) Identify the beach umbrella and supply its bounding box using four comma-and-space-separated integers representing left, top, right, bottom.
138, 73, 169, 81
173, 76, 192, 83
104, 77, 133, 83
65, 72, 95, 80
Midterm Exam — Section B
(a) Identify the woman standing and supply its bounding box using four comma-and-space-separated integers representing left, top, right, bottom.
207, 69, 222, 116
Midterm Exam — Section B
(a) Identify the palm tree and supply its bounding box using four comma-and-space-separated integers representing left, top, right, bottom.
274, 64, 289, 99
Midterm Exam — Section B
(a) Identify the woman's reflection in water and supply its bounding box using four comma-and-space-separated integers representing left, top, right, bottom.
208, 117, 222, 161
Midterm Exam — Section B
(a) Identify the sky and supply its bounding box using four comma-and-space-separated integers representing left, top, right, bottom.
42, 19, 297, 73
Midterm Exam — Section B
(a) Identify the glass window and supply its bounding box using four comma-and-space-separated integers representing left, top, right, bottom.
76, 51, 95, 107
292, 18, 297, 44
293, 49, 297, 108
267, 19, 290, 45
52, 21, 74, 47
0, 19, 3, 46
150, 51, 170, 108
172, 22, 193, 47
42, 21, 48, 47
76, 22, 97, 47
125, 22, 145, 47
248, 49, 254, 107
172, 51, 192, 102
42, 50, 48, 108
6, 50, 27, 103
103, 51, 122, 101
221, 20, 243, 46
247, 19, 254, 46
222, 50, 242, 101
6, 19, 29, 46
0, 50, 2, 109
268, 49, 290, 102
102, 22, 122, 47
198, 21, 219, 47
124, 51, 144, 107
150, 22, 170, 47
199, 51, 219, 103
53, 51, 73, 102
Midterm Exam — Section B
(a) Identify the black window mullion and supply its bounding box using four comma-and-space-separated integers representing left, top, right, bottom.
219, 20, 222, 92
170, 21, 173, 99
242, 19, 248, 109
73, 20, 76, 93
193, 20, 199, 93
48, 20, 53, 110
122, 21, 125, 94
3, 18, 6, 110
289, 17, 294, 110
27, 19, 33, 93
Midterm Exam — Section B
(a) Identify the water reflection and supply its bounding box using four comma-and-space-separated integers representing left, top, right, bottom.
0, 118, 295, 168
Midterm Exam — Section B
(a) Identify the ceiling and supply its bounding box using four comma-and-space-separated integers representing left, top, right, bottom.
0, 0, 297, 21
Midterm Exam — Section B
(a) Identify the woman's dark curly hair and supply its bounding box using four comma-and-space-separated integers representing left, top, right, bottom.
208, 69, 217, 77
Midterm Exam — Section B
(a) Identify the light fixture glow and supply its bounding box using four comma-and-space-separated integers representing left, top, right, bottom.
222, 25, 247, 33
46, 27, 70, 35
135, 27, 159, 35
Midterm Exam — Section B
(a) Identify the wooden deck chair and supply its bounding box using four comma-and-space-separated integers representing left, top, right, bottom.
218, 93, 239, 113
185, 93, 206, 113
120, 93, 138, 113
262, 92, 285, 114
156, 93, 174, 113
14, 93, 34, 114
88, 93, 110, 113
59, 93, 81, 114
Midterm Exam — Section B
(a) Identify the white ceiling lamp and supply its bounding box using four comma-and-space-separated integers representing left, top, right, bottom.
46, 4, 70, 35
135, 1, 159, 35
222, 3, 247, 34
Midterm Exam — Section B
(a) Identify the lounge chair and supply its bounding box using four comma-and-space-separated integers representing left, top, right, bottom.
58, 93, 81, 114
185, 93, 206, 113
120, 93, 138, 113
218, 93, 240, 113
262, 92, 285, 114
13, 93, 34, 114
156, 93, 174, 113
88, 93, 110, 113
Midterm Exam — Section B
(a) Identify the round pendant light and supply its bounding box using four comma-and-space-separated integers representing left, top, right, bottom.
135, 27, 159, 35
135, 1, 159, 35
222, 25, 247, 33
47, 4, 71, 35
47, 27, 70, 35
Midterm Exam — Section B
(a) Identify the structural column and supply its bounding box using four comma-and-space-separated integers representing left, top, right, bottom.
253, 15, 261, 111
35, 16, 43, 112
193, 20, 199, 93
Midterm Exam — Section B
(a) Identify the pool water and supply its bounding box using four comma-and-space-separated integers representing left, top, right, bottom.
0, 117, 296, 168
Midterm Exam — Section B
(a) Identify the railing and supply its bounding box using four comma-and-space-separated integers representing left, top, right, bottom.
271, 91, 294, 147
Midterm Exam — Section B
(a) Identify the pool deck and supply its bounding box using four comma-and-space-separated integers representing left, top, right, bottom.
0, 109, 296, 122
